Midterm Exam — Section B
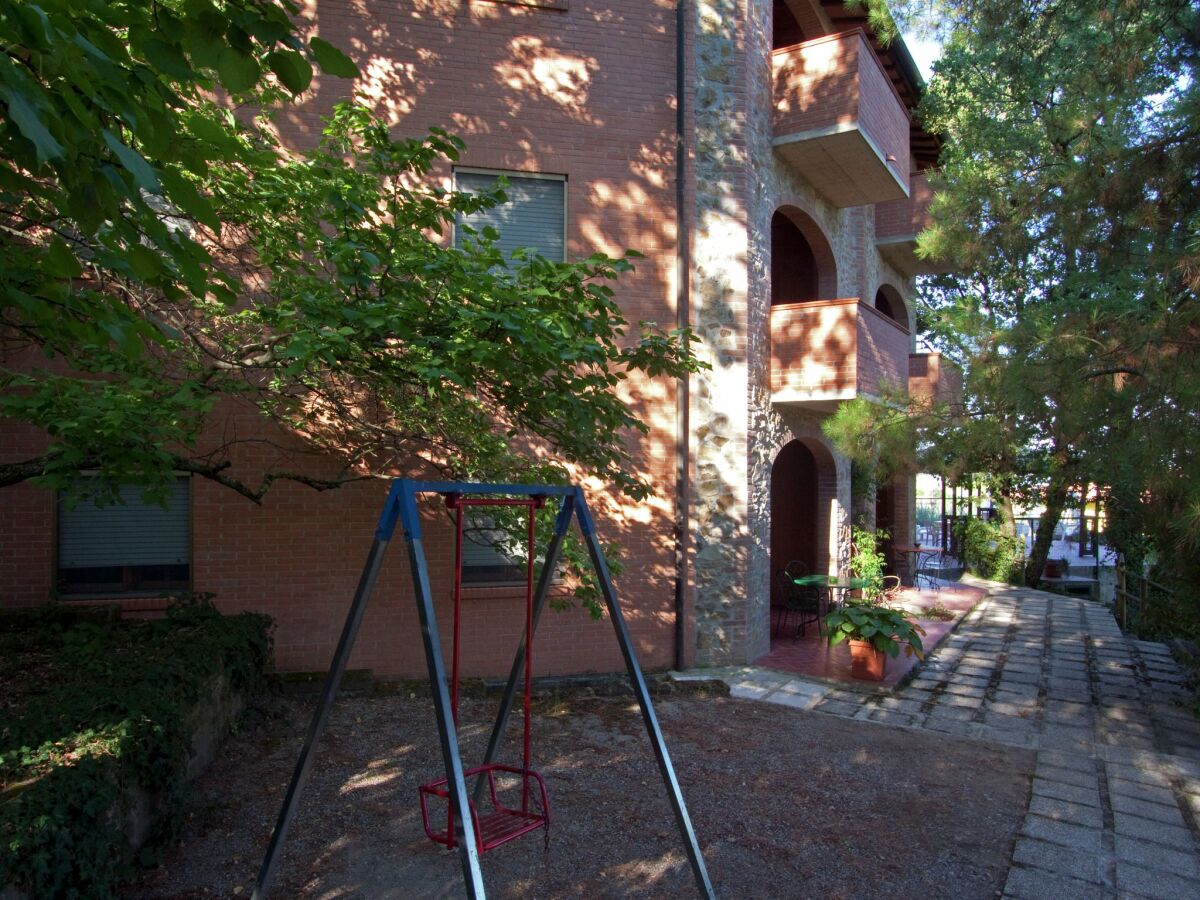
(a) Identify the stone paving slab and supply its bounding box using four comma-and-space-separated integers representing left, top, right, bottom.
674, 578, 1200, 898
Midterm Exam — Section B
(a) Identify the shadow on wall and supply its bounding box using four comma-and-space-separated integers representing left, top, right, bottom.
190, 1, 690, 678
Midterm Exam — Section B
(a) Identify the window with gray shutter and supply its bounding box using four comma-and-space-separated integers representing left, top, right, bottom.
454, 170, 566, 263
57, 478, 191, 595
461, 511, 525, 585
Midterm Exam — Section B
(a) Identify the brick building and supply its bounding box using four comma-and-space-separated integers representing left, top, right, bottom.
0, 0, 957, 676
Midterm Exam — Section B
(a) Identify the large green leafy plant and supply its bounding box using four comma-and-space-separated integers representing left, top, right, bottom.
0, 600, 272, 898
824, 600, 926, 659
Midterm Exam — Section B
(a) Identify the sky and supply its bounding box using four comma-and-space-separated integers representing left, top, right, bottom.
905, 33, 941, 81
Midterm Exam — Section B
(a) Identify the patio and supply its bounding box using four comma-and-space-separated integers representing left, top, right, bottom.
757, 580, 988, 688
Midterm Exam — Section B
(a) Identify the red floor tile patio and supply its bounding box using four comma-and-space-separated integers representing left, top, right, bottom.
755, 583, 987, 689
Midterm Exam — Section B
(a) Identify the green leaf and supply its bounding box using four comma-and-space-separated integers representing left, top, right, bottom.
142, 38, 197, 81
268, 50, 312, 95
45, 239, 84, 279
215, 47, 261, 93
101, 130, 159, 193
0, 85, 63, 163
309, 37, 358, 78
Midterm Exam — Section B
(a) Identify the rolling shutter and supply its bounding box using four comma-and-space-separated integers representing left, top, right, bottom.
454, 171, 566, 262
461, 512, 524, 583
58, 479, 190, 568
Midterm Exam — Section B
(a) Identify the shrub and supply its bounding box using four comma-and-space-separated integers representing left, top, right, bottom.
0, 600, 272, 898
954, 518, 1023, 584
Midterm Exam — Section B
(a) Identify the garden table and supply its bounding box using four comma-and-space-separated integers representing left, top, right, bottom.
792, 574, 873, 609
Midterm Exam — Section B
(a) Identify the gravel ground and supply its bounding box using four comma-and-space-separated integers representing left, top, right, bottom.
127, 688, 1034, 899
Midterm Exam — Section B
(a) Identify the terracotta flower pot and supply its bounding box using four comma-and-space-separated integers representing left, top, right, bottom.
849, 639, 886, 681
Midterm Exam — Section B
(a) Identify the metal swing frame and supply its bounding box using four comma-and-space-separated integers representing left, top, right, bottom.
251, 480, 715, 900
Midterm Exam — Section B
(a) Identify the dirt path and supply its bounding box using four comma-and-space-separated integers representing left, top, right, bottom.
127, 691, 1033, 899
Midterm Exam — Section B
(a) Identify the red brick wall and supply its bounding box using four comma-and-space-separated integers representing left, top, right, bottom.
770, 298, 860, 397
772, 31, 862, 136
0, 422, 54, 608
0, 0, 681, 679
909, 351, 964, 412
853, 30, 910, 193
876, 171, 934, 240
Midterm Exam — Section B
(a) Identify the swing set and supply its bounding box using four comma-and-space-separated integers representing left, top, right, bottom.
251, 480, 715, 899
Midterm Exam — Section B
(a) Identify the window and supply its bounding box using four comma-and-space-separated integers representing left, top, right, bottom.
57, 479, 191, 595
454, 169, 566, 263
480, 1, 568, 11
461, 511, 526, 585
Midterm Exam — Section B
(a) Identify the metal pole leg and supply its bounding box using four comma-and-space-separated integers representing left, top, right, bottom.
397, 482, 487, 898
252, 534, 391, 900
474, 494, 574, 804
574, 489, 716, 900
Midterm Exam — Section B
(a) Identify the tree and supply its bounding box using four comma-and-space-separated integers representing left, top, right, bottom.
839, 0, 1199, 593
0, 0, 699, 511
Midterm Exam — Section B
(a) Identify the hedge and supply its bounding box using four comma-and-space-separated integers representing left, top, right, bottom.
0, 601, 272, 899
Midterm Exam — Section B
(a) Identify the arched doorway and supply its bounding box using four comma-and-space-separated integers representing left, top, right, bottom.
770, 439, 819, 599
771, 207, 838, 304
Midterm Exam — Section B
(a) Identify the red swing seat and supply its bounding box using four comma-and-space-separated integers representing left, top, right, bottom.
419, 764, 549, 851
417, 494, 551, 854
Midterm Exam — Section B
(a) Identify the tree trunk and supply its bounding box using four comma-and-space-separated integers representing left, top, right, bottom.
996, 490, 1017, 538
1025, 478, 1069, 587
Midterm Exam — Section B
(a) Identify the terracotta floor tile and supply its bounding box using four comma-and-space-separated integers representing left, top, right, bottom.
755, 584, 986, 689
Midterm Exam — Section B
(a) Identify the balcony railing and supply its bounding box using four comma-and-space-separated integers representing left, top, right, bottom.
875, 172, 953, 276
908, 351, 963, 411
770, 298, 911, 408
772, 30, 911, 208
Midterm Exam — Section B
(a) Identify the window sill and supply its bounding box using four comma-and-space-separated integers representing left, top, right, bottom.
475, 0, 568, 9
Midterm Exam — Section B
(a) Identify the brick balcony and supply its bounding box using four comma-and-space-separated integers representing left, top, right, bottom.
875, 172, 953, 276
770, 298, 911, 408
908, 351, 963, 411
772, 30, 911, 208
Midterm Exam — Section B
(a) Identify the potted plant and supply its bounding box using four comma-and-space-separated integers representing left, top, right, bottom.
823, 600, 926, 681
1043, 557, 1069, 579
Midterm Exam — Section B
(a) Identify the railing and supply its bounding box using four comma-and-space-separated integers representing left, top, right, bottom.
770, 298, 910, 402
1114, 566, 1179, 637
913, 504, 1107, 560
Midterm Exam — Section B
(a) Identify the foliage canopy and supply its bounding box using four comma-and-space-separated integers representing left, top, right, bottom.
835, 0, 1199, 590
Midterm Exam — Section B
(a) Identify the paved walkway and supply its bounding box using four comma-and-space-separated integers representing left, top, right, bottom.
678, 581, 1200, 899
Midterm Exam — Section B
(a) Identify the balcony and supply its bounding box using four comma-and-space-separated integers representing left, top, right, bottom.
875, 172, 953, 276
908, 351, 963, 412
772, 30, 911, 208
770, 298, 911, 409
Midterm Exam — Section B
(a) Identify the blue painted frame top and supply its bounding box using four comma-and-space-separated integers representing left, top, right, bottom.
376, 479, 587, 542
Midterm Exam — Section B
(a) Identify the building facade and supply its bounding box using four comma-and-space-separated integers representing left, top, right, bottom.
0, 0, 957, 677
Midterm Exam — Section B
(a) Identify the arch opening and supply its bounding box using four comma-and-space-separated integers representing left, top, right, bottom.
772, 1, 811, 50
874, 284, 909, 327
770, 207, 837, 305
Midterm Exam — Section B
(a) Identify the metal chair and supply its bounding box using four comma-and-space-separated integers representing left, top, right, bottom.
880, 574, 902, 606
915, 551, 964, 593
773, 570, 823, 638
783, 559, 809, 579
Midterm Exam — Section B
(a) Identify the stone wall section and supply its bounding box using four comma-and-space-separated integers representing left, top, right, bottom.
689, 0, 753, 666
